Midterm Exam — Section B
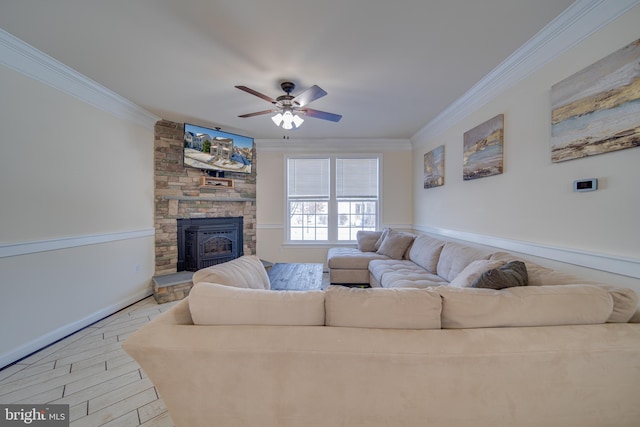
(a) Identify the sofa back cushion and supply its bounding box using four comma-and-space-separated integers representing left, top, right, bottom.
189, 283, 325, 326
408, 234, 446, 273
192, 255, 270, 289
436, 242, 493, 282
489, 252, 639, 323
437, 285, 613, 329
325, 286, 441, 329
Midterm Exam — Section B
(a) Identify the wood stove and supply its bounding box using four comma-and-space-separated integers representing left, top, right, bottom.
176, 217, 243, 271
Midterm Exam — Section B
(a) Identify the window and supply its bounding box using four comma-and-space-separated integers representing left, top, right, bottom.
287, 155, 380, 242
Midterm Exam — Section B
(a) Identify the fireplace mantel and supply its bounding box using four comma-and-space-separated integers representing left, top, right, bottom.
160, 196, 256, 202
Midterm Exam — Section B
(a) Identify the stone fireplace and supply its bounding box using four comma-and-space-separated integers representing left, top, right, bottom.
153, 120, 256, 278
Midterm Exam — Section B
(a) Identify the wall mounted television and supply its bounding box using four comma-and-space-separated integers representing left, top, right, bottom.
183, 123, 254, 174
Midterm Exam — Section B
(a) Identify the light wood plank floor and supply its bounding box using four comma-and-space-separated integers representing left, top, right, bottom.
0, 297, 178, 427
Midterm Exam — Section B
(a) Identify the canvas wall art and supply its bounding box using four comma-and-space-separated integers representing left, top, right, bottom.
463, 114, 504, 181
551, 38, 640, 162
423, 145, 444, 189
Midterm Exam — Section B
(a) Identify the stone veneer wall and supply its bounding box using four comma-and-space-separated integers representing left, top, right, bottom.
154, 120, 257, 275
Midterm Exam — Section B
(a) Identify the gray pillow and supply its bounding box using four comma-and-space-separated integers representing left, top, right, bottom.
471, 261, 528, 290
356, 230, 383, 252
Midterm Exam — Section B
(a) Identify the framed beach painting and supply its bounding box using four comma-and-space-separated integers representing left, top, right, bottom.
424, 145, 444, 189
463, 114, 504, 181
551, 38, 640, 162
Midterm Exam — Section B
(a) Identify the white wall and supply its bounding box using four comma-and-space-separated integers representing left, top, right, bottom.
256, 141, 413, 266
411, 5, 640, 295
0, 40, 157, 367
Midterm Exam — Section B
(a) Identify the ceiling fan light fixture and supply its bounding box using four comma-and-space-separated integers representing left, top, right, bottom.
292, 113, 304, 128
271, 112, 283, 126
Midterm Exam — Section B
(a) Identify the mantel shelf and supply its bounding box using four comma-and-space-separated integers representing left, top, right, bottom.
161, 196, 256, 202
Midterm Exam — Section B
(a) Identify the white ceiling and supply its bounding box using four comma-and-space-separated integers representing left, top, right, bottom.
0, 0, 574, 140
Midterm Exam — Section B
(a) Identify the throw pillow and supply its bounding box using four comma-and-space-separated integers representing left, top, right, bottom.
376, 229, 415, 260
449, 260, 506, 288
356, 230, 383, 252
471, 260, 528, 290
374, 228, 390, 250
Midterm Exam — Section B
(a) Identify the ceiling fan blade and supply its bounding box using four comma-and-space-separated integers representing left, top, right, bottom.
293, 85, 327, 107
238, 109, 277, 118
301, 108, 342, 122
235, 86, 276, 104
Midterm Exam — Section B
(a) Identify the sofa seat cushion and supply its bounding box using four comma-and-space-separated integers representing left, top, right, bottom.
327, 247, 390, 270
381, 271, 448, 288
189, 283, 325, 326
436, 242, 493, 282
368, 259, 426, 285
192, 255, 271, 289
408, 234, 446, 273
325, 286, 441, 329
437, 285, 613, 329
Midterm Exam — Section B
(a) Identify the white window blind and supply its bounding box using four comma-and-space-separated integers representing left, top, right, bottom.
287, 158, 330, 198
336, 158, 378, 198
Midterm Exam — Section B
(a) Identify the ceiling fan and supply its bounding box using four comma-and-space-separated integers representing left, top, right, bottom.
235, 81, 342, 130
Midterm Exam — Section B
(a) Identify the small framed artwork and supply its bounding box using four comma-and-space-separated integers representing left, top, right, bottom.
424, 145, 445, 189
551, 38, 640, 162
463, 114, 504, 180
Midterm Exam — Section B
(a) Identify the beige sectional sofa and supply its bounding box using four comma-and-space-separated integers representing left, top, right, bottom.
124, 254, 640, 427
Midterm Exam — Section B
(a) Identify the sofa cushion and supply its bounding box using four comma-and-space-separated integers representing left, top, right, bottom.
356, 230, 383, 252
489, 252, 638, 323
597, 285, 639, 323
436, 242, 493, 282
489, 252, 578, 286
408, 234, 446, 273
437, 285, 613, 329
471, 261, 528, 290
325, 286, 441, 329
376, 229, 415, 260
380, 271, 448, 288
189, 283, 325, 326
368, 259, 426, 287
449, 260, 506, 288
192, 255, 270, 289
327, 247, 390, 269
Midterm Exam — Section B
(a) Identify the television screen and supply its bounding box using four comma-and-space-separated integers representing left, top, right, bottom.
183, 123, 253, 174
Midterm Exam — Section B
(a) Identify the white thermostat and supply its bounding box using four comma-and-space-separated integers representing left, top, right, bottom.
573, 178, 597, 192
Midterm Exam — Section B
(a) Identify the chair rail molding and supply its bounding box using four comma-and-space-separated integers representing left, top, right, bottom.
0, 229, 156, 258
0, 28, 160, 130
415, 225, 640, 279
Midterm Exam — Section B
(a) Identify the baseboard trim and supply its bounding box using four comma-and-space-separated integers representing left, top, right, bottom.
0, 229, 156, 259
0, 289, 152, 369
415, 225, 640, 279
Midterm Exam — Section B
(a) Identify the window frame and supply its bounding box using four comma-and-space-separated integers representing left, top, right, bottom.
285, 153, 382, 244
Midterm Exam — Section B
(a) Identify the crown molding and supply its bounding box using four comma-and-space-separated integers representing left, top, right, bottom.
412, 0, 640, 142
256, 138, 412, 152
0, 28, 160, 130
